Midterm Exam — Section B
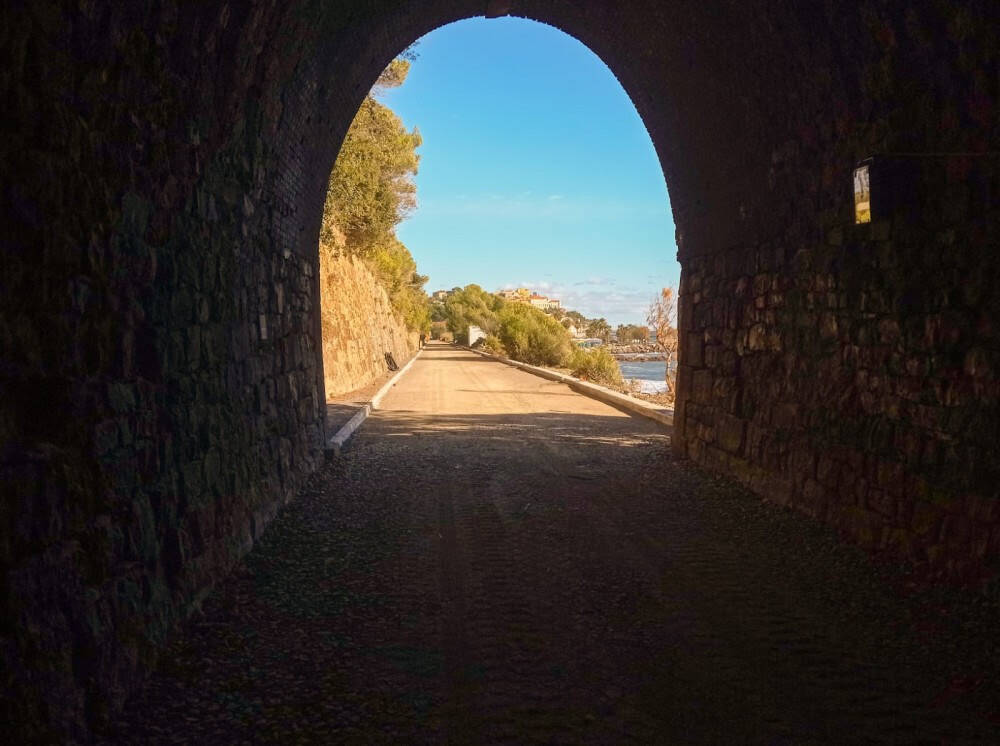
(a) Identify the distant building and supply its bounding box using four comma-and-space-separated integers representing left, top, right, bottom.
498, 287, 532, 302
500, 287, 561, 311
431, 290, 449, 302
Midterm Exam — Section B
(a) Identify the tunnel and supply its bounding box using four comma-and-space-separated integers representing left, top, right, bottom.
2, 0, 998, 738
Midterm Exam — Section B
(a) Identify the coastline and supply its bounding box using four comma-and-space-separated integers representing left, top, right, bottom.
612, 352, 667, 361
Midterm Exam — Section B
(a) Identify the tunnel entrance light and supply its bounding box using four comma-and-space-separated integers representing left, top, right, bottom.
853, 160, 872, 224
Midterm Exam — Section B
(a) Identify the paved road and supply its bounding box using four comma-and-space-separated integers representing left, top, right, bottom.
108, 344, 1000, 743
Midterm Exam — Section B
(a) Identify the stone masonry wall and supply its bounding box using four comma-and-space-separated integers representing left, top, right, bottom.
1, 3, 329, 739
3, 0, 997, 740
678, 158, 1000, 583
673, 4, 1000, 584
320, 252, 418, 398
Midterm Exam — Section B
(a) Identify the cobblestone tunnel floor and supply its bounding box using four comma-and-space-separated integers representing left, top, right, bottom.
104, 351, 1000, 743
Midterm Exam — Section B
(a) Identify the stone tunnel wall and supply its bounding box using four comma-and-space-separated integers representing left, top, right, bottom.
1, 3, 331, 738
672, 7, 1000, 583
2, 0, 998, 740
676, 159, 1000, 581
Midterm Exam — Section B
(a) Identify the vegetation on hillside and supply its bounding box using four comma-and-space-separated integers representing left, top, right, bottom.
438, 284, 680, 401
443, 285, 572, 366
442, 285, 504, 343
321, 57, 430, 334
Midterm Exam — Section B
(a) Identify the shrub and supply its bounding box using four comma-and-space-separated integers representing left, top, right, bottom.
496, 304, 572, 366
569, 346, 623, 387
480, 335, 505, 355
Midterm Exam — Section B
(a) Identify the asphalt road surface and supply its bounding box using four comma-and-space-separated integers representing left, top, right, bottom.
107, 343, 1000, 743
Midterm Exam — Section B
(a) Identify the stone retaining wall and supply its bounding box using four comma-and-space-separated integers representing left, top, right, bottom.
321, 252, 417, 399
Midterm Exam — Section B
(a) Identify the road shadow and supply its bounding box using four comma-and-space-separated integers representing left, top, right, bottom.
453, 388, 581, 397
353, 410, 670, 457
414, 354, 498, 363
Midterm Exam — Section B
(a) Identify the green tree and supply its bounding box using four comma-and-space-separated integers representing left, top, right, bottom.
616, 324, 649, 343
368, 236, 430, 332
323, 87, 422, 253
586, 318, 611, 343
321, 57, 430, 334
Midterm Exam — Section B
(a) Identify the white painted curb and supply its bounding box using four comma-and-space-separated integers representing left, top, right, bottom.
463, 346, 674, 428
325, 349, 422, 456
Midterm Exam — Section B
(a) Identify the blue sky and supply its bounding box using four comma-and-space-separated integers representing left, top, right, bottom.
378, 17, 679, 326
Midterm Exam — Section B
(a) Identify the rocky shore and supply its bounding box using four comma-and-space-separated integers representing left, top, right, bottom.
608, 343, 667, 361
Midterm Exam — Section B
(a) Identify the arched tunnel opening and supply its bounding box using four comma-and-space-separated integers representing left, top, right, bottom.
318, 16, 678, 419
2, 1, 999, 740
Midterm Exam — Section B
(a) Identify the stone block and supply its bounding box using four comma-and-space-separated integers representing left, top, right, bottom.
940, 515, 972, 547
912, 501, 944, 537
692, 369, 713, 404
866, 488, 895, 518
748, 323, 767, 351
816, 453, 837, 487
717, 413, 746, 454
180, 460, 204, 501
801, 478, 825, 512
721, 350, 738, 375
884, 528, 918, 559
704, 344, 720, 369
772, 402, 798, 429
705, 445, 730, 472
819, 312, 838, 339
686, 332, 704, 367
676, 363, 694, 395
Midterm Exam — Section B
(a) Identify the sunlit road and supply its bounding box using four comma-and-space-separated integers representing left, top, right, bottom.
108, 343, 1000, 743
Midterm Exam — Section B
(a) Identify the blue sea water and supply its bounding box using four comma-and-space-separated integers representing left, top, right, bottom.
618, 360, 670, 393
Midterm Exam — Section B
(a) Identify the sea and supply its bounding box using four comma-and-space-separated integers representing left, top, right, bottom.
618, 360, 670, 394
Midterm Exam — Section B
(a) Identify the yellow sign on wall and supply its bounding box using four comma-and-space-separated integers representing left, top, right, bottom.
853, 163, 871, 224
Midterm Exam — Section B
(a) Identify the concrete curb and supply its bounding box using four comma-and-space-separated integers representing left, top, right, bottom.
462, 346, 674, 429
325, 349, 422, 456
